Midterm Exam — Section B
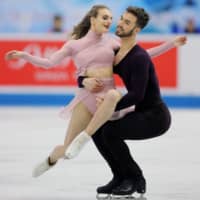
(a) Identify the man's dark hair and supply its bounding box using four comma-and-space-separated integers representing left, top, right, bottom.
126, 6, 149, 29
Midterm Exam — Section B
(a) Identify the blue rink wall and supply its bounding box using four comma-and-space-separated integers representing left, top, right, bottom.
0, 93, 200, 108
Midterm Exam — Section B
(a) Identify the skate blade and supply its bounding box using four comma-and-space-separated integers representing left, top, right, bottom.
111, 194, 135, 200
96, 193, 111, 200
135, 194, 147, 200
111, 194, 147, 200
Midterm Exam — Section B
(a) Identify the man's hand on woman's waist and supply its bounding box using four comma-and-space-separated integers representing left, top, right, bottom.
78, 76, 104, 92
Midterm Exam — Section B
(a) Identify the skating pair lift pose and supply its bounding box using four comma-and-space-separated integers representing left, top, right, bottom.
6, 5, 186, 200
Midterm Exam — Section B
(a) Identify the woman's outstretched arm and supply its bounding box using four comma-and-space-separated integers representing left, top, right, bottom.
5, 41, 73, 68
147, 36, 187, 58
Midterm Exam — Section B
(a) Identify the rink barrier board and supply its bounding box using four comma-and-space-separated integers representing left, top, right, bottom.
0, 94, 200, 108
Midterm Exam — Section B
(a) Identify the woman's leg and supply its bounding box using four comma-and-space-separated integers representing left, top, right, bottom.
49, 102, 92, 163
85, 89, 121, 136
32, 102, 92, 177
65, 89, 121, 158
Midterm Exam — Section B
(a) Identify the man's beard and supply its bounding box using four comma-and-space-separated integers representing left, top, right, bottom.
115, 26, 135, 37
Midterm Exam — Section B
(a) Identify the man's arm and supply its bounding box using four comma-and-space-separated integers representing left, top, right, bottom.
77, 76, 104, 92
77, 76, 87, 88
77, 54, 149, 110
115, 54, 150, 111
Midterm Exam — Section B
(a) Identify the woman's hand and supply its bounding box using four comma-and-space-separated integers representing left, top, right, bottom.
5, 50, 25, 60
173, 36, 187, 47
83, 77, 104, 92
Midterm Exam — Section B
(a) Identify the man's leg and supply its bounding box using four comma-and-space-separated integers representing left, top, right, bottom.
92, 123, 145, 196
92, 126, 123, 195
102, 122, 143, 179
101, 104, 171, 195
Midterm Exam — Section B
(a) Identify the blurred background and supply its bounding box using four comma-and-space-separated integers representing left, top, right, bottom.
0, 0, 200, 107
0, 1, 200, 199
0, 0, 200, 34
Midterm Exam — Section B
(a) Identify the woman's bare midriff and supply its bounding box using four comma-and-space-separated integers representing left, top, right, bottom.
85, 66, 113, 78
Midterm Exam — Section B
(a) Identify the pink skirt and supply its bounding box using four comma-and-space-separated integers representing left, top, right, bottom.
60, 78, 115, 119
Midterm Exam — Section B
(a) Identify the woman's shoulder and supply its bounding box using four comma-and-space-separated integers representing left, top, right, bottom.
105, 33, 121, 49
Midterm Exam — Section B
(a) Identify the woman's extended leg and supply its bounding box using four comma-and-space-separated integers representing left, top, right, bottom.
32, 102, 92, 177
49, 102, 92, 162
65, 89, 121, 158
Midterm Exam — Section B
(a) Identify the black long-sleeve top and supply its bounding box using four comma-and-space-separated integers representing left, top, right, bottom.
78, 44, 163, 112
114, 44, 162, 111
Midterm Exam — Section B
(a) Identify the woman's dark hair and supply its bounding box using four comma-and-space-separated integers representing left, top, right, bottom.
71, 5, 109, 39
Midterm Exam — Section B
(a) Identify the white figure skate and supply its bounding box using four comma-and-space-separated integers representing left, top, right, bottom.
32, 158, 55, 177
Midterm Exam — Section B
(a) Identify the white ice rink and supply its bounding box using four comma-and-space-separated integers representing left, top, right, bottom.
0, 107, 200, 200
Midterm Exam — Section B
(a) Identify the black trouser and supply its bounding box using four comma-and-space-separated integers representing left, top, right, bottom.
92, 102, 171, 180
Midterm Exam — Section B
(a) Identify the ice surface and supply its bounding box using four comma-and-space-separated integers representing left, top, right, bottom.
0, 107, 200, 200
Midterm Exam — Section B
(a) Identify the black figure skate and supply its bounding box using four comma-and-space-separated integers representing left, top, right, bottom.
111, 177, 146, 200
96, 177, 121, 200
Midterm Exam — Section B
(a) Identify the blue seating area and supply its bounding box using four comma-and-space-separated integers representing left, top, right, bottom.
0, 0, 200, 33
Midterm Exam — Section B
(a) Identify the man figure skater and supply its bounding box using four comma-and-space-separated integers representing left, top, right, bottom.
79, 6, 186, 198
